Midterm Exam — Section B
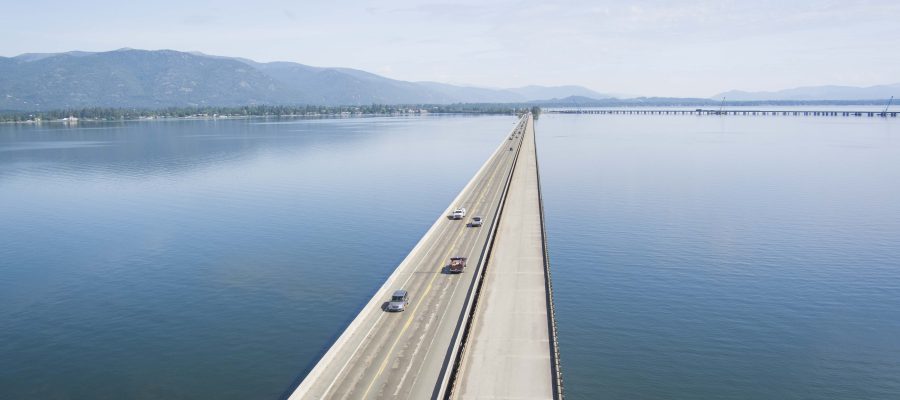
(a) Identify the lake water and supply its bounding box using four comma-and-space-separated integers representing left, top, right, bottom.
2, 112, 899, 399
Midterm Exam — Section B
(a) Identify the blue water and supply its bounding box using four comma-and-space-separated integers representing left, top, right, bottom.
1, 113, 899, 399
0, 116, 513, 399
538, 114, 900, 399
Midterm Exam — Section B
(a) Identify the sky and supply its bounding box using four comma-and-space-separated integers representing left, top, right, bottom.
2, 0, 899, 97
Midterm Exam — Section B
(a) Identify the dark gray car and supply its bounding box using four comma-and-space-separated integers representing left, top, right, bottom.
387, 290, 409, 312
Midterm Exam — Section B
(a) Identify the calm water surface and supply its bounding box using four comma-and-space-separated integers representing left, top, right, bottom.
539, 113, 900, 399
0, 116, 512, 399
1, 113, 899, 399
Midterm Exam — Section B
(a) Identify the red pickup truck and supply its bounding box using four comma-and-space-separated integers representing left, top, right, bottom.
449, 257, 467, 274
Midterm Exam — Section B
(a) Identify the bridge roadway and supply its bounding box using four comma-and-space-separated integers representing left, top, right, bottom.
450, 113, 561, 399
289, 115, 529, 399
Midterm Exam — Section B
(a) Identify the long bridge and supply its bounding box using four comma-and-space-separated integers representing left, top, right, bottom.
549, 109, 898, 117
286, 114, 562, 399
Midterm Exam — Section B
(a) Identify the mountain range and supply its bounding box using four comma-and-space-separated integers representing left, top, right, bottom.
0, 48, 610, 110
714, 84, 899, 101
1, 48, 896, 110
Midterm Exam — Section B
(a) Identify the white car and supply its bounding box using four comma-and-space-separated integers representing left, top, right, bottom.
450, 207, 466, 219
469, 216, 483, 227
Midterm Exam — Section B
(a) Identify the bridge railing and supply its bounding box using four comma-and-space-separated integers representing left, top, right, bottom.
533, 116, 565, 399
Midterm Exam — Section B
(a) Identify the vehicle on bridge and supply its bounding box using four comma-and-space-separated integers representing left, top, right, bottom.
449, 257, 467, 274
386, 290, 409, 312
450, 207, 466, 219
469, 216, 483, 227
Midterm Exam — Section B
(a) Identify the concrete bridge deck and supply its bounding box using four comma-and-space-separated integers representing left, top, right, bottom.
287, 114, 552, 399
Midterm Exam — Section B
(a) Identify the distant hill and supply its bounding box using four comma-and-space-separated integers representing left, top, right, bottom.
715, 84, 899, 101
530, 95, 609, 105
0, 49, 289, 109
509, 85, 611, 101
531, 96, 719, 107
0, 49, 609, 110
415, 82, 525, 103
12, 51, 97, 62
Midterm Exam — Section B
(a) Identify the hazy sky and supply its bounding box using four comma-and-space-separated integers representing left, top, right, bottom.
2, 0, 898, 97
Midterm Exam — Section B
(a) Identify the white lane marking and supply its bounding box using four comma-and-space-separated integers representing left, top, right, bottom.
320, 220, 452, 399
322, 131, 514, 399
377, 143, 514, 397
321, 117, 525, 399
399, 146, 513, 396
394, 276, 451, 395
400, 221, 486, 396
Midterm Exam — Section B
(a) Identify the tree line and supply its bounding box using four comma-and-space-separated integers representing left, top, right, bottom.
0, 104, 539, 123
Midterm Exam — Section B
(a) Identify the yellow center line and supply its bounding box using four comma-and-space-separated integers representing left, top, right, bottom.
400, 147, 514, 395
360, 215, 468, 399
359, 126, 521, 399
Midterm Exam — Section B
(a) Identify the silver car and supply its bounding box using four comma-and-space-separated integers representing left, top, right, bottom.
387, 290, 409, 312
469, 216, 483, 227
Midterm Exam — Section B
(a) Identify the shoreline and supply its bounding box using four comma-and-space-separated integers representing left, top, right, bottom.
0, 111, 524, 125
